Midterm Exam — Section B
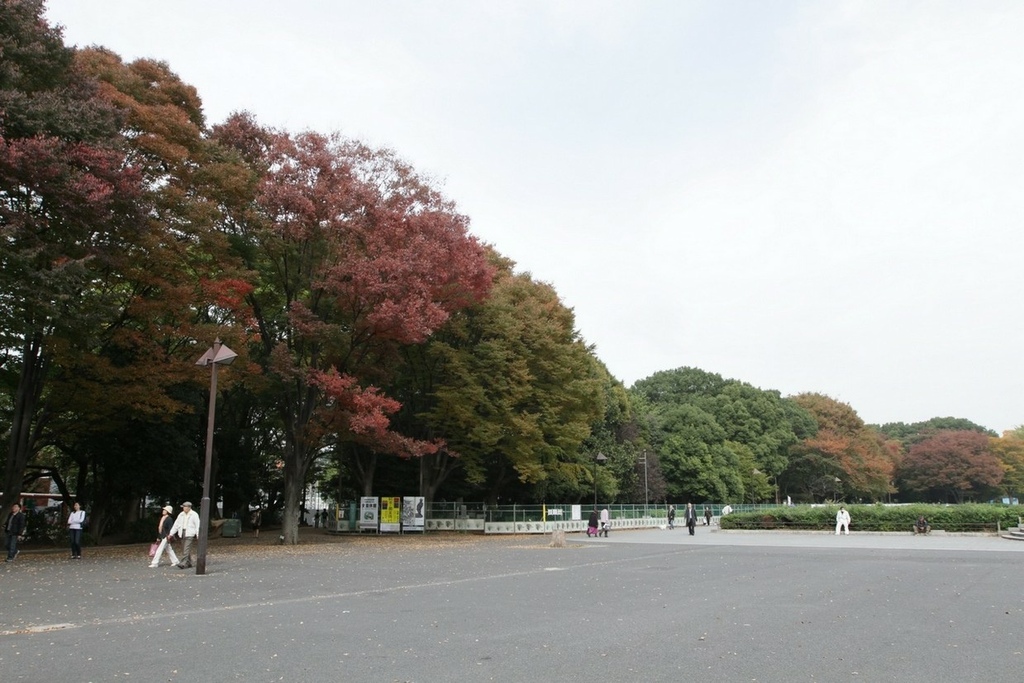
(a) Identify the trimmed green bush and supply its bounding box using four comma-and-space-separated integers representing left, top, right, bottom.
719, 504, 1024, 533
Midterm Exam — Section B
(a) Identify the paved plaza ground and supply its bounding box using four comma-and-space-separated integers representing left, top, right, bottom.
2, 526, 1024, 682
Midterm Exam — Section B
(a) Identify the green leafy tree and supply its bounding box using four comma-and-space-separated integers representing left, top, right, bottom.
583, 373, 657, 507
877, 417, 996, 447
653, 403, 743, 502
405, 253, 604, 504
630, 367, 812, 503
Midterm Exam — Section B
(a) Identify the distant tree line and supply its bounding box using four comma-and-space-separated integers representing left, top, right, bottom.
2, 2, 1020, 542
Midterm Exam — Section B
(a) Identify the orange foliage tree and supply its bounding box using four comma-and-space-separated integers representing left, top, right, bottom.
784, 393, 896, 502
990, 429, 1024, 502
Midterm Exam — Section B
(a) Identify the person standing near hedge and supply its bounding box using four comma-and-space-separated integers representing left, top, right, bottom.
835, 506, 851, 535
67, 501, 85, 559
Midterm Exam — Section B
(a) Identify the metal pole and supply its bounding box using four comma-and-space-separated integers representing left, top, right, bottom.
195, 340, 220, 576
592, 451, 607, 510
643, 450, 649, 517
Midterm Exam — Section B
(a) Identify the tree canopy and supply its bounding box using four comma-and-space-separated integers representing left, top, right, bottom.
1, 4, 1015, 539
898, 430, 1002, 503
631, 368, 815, 504
211, 114, 494, 542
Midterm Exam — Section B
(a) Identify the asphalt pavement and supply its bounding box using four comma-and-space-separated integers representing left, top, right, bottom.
2, 527, 1023, 682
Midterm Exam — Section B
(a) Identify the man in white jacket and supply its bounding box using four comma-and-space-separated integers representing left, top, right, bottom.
169, 501, 201, 569
835, 506, 851, 535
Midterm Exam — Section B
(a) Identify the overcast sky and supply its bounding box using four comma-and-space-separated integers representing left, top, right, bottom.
45, 1, 1024, 433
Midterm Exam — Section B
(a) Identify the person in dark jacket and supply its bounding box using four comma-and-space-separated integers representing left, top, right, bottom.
5, 503, 26, 562
149, 505, 180, 568
587, 509, 599, 537
685, 503, 698, 536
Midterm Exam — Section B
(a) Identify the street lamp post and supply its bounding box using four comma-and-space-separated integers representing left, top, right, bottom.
639, 450, 649, 517
593, 451, 607, 509
194, 338, 237, 575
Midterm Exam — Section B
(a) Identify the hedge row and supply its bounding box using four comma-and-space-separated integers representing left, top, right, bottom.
718, 504, 1024, 533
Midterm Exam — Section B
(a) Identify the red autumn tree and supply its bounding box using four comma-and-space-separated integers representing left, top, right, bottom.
213, 114, 494, 543
898, 430, 1003, 503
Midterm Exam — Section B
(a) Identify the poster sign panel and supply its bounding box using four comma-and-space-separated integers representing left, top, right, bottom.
402, 496, 425, 532
359, 496, 379, 532
380, 496, 401, 533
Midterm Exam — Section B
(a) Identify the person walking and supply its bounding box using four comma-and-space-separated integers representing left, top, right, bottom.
67, 501, 86, 559
149, 505, 180, 568
685, 502, 698, 536
587, 509, 599, 537
5, 503, 26, 562
251, 507, 262, 538
667, 504, 676, 530
169, 501, 200, 569
703, 506, 712, 526
835, 506, 851, 535
600, 507, 610, 537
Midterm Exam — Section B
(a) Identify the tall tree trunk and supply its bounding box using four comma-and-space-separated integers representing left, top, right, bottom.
419, 451, 457, 506
353, 446, 377, 496
2, 333, 46, 528
281, 449, 308, 545
74, 457, 89, 507
485, 462, 510, 507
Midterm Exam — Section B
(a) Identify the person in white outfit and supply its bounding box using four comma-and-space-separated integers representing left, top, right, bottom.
67, 501, 86, 559
150, 505, 180, 567
835, 506, 851, 535
169, 501, 200, 568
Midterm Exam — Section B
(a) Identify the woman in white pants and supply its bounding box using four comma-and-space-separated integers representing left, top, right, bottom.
150, 505, 180, 567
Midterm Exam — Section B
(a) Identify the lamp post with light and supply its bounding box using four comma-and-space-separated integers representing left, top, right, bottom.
194, 338, 237, 575
639, 449, 649, 517
592, 451, 607, 509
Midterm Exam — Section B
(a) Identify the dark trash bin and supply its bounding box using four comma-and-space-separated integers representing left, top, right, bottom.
221, 518, 242, 538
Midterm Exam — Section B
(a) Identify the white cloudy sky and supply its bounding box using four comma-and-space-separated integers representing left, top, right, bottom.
45, 1, 1024, 433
